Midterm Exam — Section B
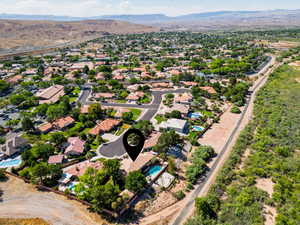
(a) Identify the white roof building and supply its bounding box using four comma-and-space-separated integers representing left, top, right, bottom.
159, 118, 188, 134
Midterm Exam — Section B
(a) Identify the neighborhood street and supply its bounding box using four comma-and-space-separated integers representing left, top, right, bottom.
96, 89, 189, 158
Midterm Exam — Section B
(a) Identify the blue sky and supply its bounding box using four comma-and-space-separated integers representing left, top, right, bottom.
1, 0, 300, 17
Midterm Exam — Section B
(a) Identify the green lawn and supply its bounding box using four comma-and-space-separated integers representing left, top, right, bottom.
115, 124, 131, 136
155, 114, 167, 124
115, 99, 127, 103
129, 108, 142, 120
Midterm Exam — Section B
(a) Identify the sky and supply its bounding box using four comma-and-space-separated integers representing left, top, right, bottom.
0, 0, 300, 17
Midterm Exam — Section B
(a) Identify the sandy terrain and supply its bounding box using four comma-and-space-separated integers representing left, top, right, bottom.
263, 205, 277, 225
255, 178, 275, 197
0, 176, 108, 225
270, 41, 300, 49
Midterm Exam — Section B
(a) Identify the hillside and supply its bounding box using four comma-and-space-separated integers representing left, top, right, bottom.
0, 19, 158, 53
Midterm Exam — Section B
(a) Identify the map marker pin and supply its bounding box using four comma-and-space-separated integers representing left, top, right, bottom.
123, 128, 145, 161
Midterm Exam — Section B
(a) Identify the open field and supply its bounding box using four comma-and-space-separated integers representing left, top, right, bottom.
0, 175, 110, 225
0, 218, 50, 225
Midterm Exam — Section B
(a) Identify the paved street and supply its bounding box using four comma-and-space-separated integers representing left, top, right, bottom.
96, 89, 189, 158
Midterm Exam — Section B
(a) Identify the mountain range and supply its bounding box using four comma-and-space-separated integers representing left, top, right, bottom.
1, 9, 300, 24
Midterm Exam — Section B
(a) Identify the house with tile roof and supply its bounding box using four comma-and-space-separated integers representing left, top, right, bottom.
64, 137, 85, 156
89, 119, 121, 135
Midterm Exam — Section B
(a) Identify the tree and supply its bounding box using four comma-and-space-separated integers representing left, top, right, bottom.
125, 171, 147, 193
154, 130, 182, 153
88, 103, 102, 120
103, 159, 121, 183
195, 197, 216, 219
132, 120, 154, 137
21, 117, 35, 132
122, 111, 133, 122
0, 168, 7, 181
46, 105, 65, 121
231, 105, 241, 114
31, 162, 49, 184
83, 65, 89, 74
31, 144, 55, 161
167, 110, 182, 119
0, 80, 10, 93
49, 132, 66, 146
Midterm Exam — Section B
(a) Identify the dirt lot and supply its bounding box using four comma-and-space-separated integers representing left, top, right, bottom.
0, 176, 109, 225
0, 218, 50, 225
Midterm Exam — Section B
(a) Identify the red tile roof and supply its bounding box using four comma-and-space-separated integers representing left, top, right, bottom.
89, 119, 120, 135
53, 116, 75, 129
48, 154, 64, 164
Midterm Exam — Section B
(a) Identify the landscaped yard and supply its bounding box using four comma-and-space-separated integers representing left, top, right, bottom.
155, 114, 167, 124
115, 124, 131, 136
129, 108, 142, 120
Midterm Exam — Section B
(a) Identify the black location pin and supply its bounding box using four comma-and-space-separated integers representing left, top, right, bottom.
123, 128, 145, 161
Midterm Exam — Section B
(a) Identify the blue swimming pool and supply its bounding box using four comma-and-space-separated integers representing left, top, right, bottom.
0, 158, 22, 168
145, 165, 162, 177
192, 125, 205, 132
188, 112, 203, 119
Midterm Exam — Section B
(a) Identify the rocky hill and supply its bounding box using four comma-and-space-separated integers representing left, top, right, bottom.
0, 19, 158, 52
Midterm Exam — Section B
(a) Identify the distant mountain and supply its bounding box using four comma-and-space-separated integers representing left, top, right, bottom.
0, 13, 82, 21
94, 14, 170, 23
1, 9, 300, 31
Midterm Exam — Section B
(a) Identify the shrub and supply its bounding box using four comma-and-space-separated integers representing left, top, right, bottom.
230, 105, 241, 114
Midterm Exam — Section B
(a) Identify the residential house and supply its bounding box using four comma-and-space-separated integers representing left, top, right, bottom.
181, 81, 198, 87
48, 154, 64, 164
200, 86, 217, 94
174, 93, 193, 105
159, 118, 188, 134
143, 132, 161, 150
53, 116, 75, 130
121, 152, 155, 174
93, 93, 115, 99
35, 85, 65, 104
64, 137, 85, 156
38, 122, 53, 134
164, 104, 190, 116
69, 62, 94, 72
64, 160, 103, 177
89, 119, 121, 135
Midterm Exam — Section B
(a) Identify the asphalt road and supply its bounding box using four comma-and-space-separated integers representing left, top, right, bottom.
97, 89, 189, 158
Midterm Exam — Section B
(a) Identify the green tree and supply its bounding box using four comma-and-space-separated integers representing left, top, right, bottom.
46, 105, 65, 121
122, 111, 133, 122
49, 132, 66, 146
21, 117, 35, 132
195, 197, 216, 219
88, 103, 102, 120
125, 171, 147, 193
31, 162, 49, 184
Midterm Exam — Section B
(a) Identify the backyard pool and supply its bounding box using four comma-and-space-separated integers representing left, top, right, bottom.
192, 125, 205, 132
145, 165, 163, 177
0, 158, 22, 168
188, 112, 203, 119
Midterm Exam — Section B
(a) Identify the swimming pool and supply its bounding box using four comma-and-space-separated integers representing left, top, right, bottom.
188, 112, 203, 119
192, 125, 205, 132
145, 165, 162, 177
0, 158, 22, 168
